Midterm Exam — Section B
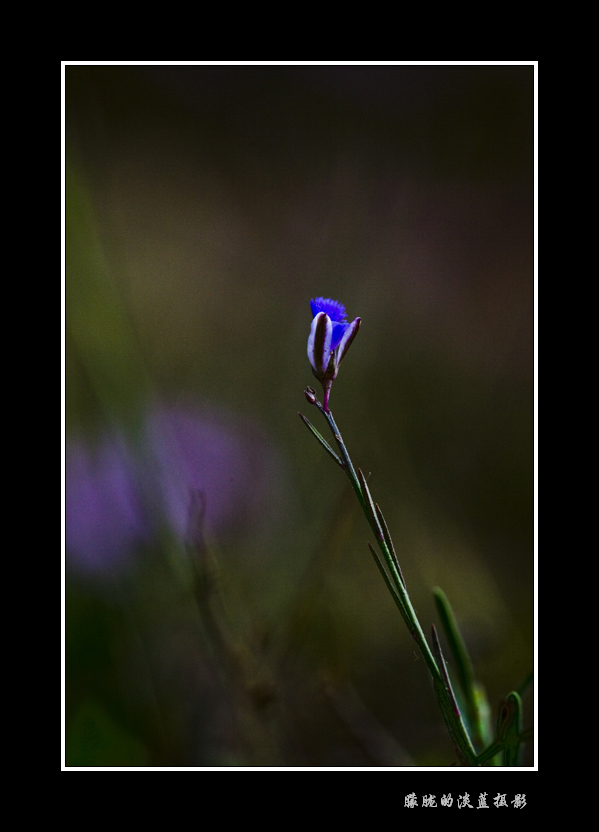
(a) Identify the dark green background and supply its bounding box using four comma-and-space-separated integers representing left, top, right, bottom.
64, 64, 535, 767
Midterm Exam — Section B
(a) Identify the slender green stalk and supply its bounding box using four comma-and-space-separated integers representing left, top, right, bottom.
301, 392, 479, 765
302, 295, 530, 766
375, 502, 405, 587
319, 403, 440, 676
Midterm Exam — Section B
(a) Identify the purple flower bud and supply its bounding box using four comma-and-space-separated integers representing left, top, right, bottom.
307, 298, 360, 410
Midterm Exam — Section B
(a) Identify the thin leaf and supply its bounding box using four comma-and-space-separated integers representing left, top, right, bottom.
477, 691, 527, 766
433, 586, 493, 748
375, 503, 405, 587
357, 468, 384, 541
367, 542, 408, 620
475, 739, 503, 766
497, 691, 523, 766
432, 587, 476, 701
430, 624, 480, 765
298, 412, 343, 467
431, 623, 462, 720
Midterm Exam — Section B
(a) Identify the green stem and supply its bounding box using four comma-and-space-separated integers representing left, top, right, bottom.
306, 396, 478, 765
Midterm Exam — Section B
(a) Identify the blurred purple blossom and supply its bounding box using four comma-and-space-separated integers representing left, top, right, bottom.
147, 403, 278, 541
65, 437, 148, 576
65, 402, 283, 577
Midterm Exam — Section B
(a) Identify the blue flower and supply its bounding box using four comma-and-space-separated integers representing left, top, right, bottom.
307, 297, 360, 410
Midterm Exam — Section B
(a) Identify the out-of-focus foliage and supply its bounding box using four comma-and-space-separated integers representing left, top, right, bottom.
64, 64, 534, 767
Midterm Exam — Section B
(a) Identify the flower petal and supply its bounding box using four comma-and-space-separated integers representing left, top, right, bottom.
336, 317, 361, 365
307, 311, 332, 375
331, 320, 349, 351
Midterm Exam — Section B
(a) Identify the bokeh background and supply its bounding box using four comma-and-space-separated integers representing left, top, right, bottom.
64, 63, 535, 768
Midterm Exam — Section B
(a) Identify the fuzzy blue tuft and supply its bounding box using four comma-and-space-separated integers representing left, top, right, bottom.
310, 297, 347, 323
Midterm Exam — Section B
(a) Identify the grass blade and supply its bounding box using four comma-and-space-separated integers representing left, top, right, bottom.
299, 412, 343, 467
